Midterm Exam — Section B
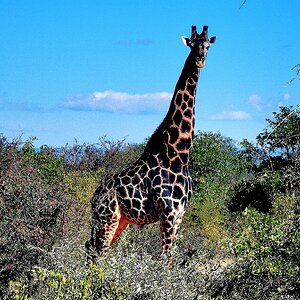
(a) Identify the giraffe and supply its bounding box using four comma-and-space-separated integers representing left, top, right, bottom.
86, 25, 216, 260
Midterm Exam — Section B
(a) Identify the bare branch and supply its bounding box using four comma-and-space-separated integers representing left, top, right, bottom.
239, 0, 248, 9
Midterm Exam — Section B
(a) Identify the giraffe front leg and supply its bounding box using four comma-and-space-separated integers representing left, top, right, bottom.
86, 194, 121, 261
86, 220, 120, 262
159, 210, 184, 255
86, 223, 107, 263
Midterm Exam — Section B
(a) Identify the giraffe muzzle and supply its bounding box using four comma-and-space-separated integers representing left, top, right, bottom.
196, 57, 205, 68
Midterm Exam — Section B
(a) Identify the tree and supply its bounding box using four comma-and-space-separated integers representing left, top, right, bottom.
238, 105, 300, 200
256, 106, 300, 160
190, 131, 248, 187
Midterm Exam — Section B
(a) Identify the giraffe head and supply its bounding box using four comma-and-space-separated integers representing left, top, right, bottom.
182, 25, 216, 68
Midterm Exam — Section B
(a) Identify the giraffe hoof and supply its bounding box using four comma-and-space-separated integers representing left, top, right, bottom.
86, 254, 97, 265
85, 239, 92, 250
85, 240, 98, 263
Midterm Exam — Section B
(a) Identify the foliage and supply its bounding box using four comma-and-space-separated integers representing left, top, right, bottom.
241, 106, 300, 194
9, 264, 130, 300
187, 131, 249, 248
227, 175, 274, 213
256, 106, 300, 159
185, 181, 230, 249
19, 137, 66, 184
230, 105, 300, 215
233, 207, 299, 275
61, 137, 144, 176
0, 135, 145, 298
221, 106, 300, 298
226, 205, 300, 298
57, 138, 144, 236
0, 136, 70, 297
0, 105, 299, 299
190, 131, 249, 187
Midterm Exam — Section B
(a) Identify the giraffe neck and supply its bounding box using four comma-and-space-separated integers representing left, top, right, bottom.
143, 53, 200, 168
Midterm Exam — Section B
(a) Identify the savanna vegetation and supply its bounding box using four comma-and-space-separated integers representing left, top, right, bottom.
0, 105, 299, 299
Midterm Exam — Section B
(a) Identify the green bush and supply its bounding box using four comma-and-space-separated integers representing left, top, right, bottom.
190, 131, 249, 187
241, 105, 300, 196
227, 175, 275, 213
58, 138, 144, 240
19, 138, 66, 185
0, 137, 70, 297
186, 131, 249, 248
8, 264, 130, 300
227, 205, 299, 298
185, 181, 230, 249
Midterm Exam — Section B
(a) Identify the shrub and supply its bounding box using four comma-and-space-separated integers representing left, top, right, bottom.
186, 131, 249, 248
1, 106, 298, 299
8, 264, 130, 300
190, 131, 249, 188
241, 105, 300, 196
63, 169, 104, 236
227, 205, 300, 298
61, 137, 144, 176
227, 175, 275, 213
185, 181, 230, 250
5, 223, 236, 300
19, 138, 66, 185
0, 137, 70, 297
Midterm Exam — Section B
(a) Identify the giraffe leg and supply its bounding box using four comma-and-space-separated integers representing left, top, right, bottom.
86, 192, 121, 260
159, 212, 184, 255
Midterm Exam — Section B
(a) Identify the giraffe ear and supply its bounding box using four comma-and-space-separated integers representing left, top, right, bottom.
210, 36, 216, 45
181, 36, 190, 46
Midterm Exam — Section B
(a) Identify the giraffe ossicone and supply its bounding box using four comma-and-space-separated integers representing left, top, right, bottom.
86, 25, 216, 260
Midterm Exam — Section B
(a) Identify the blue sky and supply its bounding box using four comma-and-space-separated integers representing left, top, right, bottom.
0, 0, 299, 147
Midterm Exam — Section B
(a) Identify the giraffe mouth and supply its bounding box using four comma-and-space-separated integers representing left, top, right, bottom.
196, 57, 205, 68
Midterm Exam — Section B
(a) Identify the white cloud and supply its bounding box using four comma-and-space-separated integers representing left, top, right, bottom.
278, 93, 292, 107
248, 94, 262, 111
283, 93, 292, 100
0, 98, 39, 111
210, 111, 251, 121
64, 90, 172, 114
